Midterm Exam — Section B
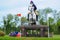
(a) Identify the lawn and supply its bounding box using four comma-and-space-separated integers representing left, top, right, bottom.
0, 35, 60, 40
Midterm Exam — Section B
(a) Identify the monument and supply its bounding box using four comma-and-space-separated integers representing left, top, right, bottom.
20, 1, 49, 37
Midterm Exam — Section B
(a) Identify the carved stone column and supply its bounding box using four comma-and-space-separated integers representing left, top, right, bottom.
40, 27, 43, 37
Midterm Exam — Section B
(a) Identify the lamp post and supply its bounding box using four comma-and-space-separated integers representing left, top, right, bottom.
47, 17, 49, 38
17, 13, 21, 33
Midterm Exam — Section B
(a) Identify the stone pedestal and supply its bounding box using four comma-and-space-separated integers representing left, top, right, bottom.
20, 25, 49, 37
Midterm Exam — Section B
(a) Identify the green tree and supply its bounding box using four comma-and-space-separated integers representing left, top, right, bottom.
43, 8, 53, 25
21, 17, 27, 25
48, 17, 54, 32
49, 17, 54, 25
3, 14, 13, 34
57, 19, 60, 34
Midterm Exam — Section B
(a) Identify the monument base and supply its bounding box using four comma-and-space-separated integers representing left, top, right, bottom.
20, 25, 49, 37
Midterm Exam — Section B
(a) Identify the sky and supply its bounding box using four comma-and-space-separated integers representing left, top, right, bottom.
0, 0, 60, 26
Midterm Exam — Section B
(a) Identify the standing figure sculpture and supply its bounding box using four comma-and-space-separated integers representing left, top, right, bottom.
27, 1, 39, 25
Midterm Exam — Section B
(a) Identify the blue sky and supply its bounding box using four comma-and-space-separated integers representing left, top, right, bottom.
0, 0, 60, 26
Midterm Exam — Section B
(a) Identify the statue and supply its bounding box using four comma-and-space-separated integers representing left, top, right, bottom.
27, 1, 39, 25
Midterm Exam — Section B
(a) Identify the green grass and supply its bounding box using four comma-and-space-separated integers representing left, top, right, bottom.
0, 35, 60, 40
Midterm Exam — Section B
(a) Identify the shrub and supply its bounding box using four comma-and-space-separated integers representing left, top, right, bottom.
0, 31, 5, 36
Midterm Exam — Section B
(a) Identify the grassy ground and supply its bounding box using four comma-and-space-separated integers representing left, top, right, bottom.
0, 35, 60, 40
